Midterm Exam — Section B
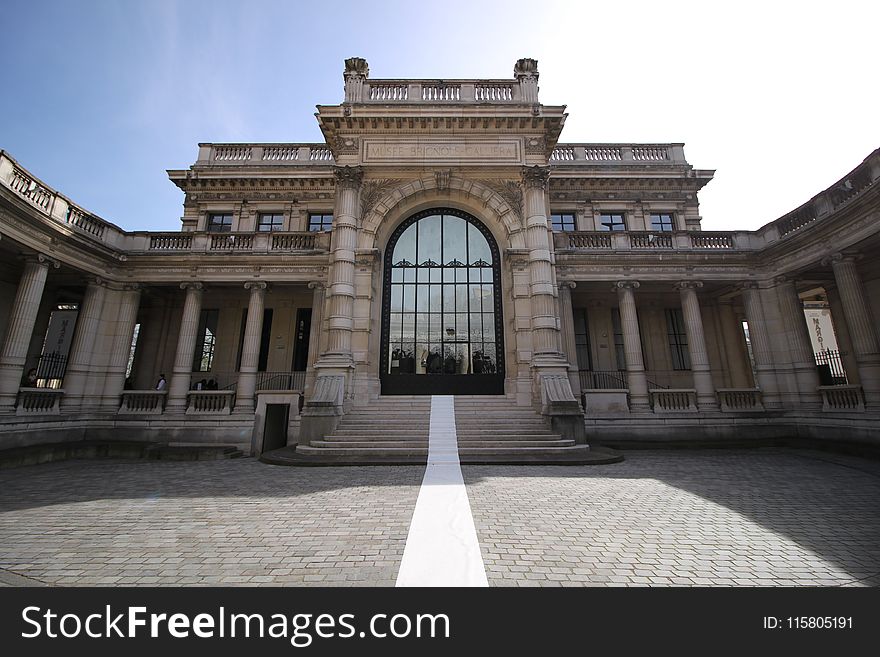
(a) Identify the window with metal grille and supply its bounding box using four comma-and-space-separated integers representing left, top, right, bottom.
599, 213, 626, 231
666, 308, 691, 370
193, 309, 219, 372
308, 213, 333, 231
573, 308, 592, 370
257, 213, 284, 231
550, 212, 576, 232
650, 213, 675, 232
206, 214, 233, 232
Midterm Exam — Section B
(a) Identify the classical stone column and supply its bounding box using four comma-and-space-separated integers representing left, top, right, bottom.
61, 279, 108, 411
615, 281, 650, 412
718, 301, 751, 388
522, 166, 564, 360
557, 281, 580, 393
830, 254, 880, 406
321, 166, 362, 366
774, 277, 822, 408
100, 284, 142, 412
303, 281, 326, 396
739, 283, 782, 408
676, 281, 719, 410
0, 255, 55, 411
165, 282, 203, 414
234, 281, 267, 414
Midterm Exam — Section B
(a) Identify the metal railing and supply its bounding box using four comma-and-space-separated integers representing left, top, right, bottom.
814, 348, 848, 385
256, 371, 307, 391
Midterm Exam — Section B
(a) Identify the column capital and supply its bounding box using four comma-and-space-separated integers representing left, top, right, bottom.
772, 274, 796, 287
333, 165, 364, 189
308, 281, 326, 290
179, 281, 204, 292
674, 280, 704, 291
823, 252, 857, 267
736, 281, 760, 291
558, 281, 577, 290
122, 282, 143, 292
521, 165, 550, 190
244, 281, 268, 292
23, 253, 61, 269
614, 280, 640, 291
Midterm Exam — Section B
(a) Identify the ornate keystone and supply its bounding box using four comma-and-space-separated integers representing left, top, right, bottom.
333, 166, 364, 189
521, 165, 550, 189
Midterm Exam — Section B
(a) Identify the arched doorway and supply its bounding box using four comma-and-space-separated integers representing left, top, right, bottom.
380, 208, 504, 395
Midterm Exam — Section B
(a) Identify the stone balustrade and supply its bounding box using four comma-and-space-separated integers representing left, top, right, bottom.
186, 390, 235, 415
196, 143, 335, 165
556, 231, 748, 252
118, 391, 166, 414
550, 144, 688, 164
0, 151, 122, 250
16, 388, 63, 415
355, 79, 521, 104
818, 385, 865, 412
135, 231, 329, 254
717, 388, 764, 411
650, 388, 698, 412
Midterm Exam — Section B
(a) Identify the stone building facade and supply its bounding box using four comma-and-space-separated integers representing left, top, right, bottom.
1, 58, 878, 461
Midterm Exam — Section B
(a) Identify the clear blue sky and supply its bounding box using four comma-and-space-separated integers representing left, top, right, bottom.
1, 0, 877, 232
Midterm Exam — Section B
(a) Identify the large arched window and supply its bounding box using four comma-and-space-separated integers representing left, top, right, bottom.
380, 208, 504, 395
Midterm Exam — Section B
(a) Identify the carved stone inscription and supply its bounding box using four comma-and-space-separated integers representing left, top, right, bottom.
363, 138, 522, 164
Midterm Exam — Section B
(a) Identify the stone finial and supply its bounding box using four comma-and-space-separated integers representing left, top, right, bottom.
343, 58, 369, 103
514, 58, 539, 80
344, 57, 369, 78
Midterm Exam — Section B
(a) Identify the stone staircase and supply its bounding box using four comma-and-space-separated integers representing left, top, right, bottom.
286, 395, 616, 465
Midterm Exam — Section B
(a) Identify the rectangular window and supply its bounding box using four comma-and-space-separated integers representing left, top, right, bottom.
573, 308, 592, 371
308, 213, 333, 231
550, 212, 576, 232
610, 308, 626, 371
650, 213, 675, 232
666, 308, 691, 370
193, 309, 219, 372
599, 213, 626, 231
257, 213, 284, 231
207, 213, 233, 232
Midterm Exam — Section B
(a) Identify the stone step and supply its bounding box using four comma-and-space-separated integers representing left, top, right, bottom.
314, 439, 575, 449
297, 444, 589, 457
456, 434, 563, 441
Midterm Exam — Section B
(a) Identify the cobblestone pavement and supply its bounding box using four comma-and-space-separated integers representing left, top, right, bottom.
463, 450, 880, 587
0, 459, 423, 586
1, 449, 879, 587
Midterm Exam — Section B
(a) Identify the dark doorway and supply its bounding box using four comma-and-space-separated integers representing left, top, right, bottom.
262, 403, 290, 452
291, 308, 312, 372
380, 208, 504, 395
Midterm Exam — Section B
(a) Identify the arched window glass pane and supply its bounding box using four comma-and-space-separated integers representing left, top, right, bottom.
393, 223, 416, 265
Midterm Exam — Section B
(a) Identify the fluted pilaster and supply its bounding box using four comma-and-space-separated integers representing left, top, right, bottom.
615, 281, 650, 412
830, 254, 880, 406
739, 283, 782, 408
234, 281, 268, 413
61, 279, 108, 410
0, 255, 54, 411
774, 277, 822, 408
676, 281, 718, 410
166, 282, 204, 414
100, 284, 142, 411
